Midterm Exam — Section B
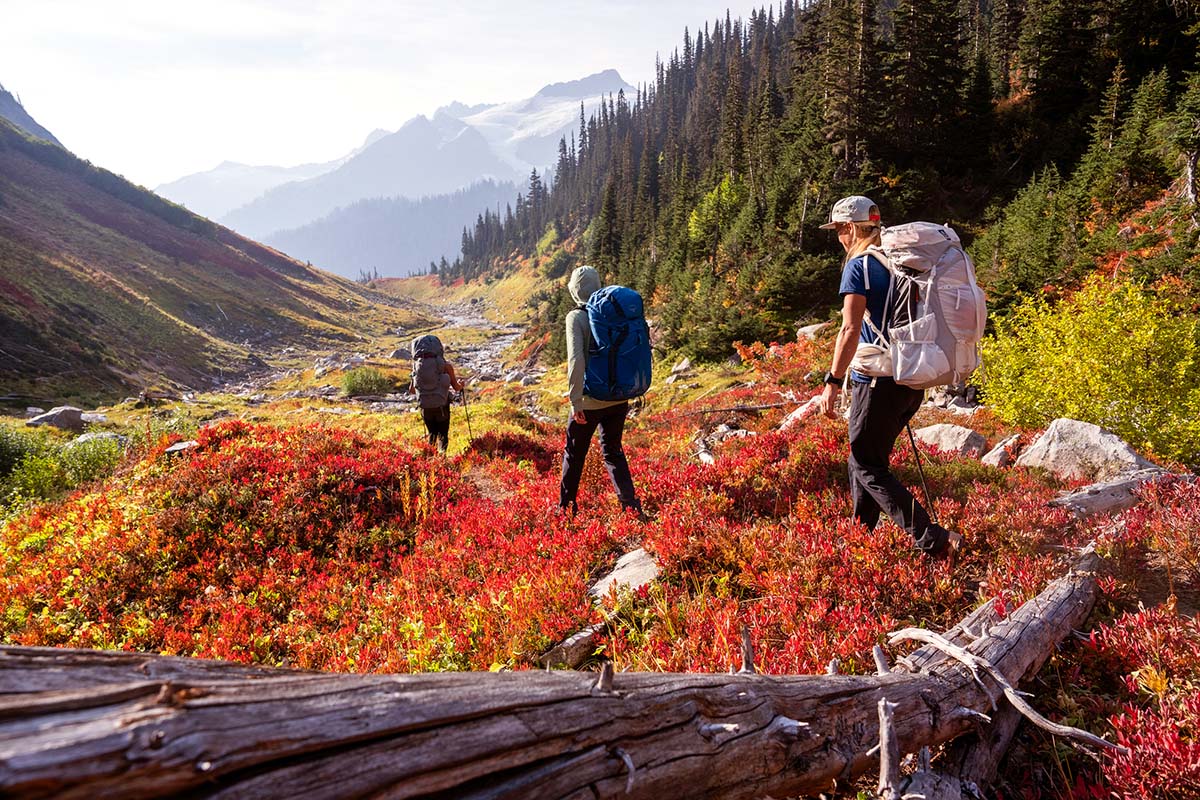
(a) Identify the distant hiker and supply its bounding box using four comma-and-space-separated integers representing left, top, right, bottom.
815, 196, 963, 560
559, 265, 652, 517
411, 334, 464, 453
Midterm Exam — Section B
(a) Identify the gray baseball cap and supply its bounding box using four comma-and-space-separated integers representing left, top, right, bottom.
819, 195, 882, 229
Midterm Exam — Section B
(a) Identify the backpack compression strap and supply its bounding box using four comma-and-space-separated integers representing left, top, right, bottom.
860, 248, 896, 348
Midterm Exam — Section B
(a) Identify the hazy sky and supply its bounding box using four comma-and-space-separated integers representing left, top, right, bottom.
1, 0, 768, 188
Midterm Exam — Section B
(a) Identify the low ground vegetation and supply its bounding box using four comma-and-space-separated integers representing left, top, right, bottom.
2, 340, 1197, 795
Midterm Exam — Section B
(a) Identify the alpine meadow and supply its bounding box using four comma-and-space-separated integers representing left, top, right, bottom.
2, 2, 1200, 799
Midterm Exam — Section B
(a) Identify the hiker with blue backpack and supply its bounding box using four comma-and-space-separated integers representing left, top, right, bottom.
559, 265, 652, 518
816, 195, 984, 561
411, 334, 464, 453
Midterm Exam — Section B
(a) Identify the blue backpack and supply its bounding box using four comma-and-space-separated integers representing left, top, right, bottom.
583, 285, 653, 401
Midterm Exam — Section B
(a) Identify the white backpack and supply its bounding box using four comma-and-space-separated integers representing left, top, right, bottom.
850, 222, 987, 389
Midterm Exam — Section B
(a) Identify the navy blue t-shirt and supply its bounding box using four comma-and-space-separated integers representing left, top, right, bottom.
838, 253, 890, 384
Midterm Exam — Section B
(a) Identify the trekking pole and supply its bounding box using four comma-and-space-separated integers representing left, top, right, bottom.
906, 422, 938, 525
461, 386, 475, 443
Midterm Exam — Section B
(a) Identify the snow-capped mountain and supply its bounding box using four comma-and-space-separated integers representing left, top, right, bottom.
219, 114, 514, 240
201, 70, 633, 241
155, 129, 389, 221
450, 69, 634, 176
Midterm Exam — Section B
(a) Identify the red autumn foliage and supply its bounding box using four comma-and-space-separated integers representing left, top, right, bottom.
2, 336, 1197, 796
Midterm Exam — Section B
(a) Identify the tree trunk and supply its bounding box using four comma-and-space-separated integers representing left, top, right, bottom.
1185, 149, 1198, 206
0, 554, 1101, 800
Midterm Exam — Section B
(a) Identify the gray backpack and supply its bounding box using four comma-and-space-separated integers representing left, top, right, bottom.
851, 223, 987, 389
412, 335, 450, 409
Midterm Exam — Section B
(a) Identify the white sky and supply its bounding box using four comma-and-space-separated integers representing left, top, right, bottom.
0, 0, 768, 188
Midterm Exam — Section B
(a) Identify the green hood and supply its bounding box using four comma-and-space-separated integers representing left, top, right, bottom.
569, 265, 602, 306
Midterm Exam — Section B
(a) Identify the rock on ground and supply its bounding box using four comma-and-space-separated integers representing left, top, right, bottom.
982, 434, 1021, 468
796, 322, 831, 341
25, 406, 84, 431
780, 397, 821, 430
68, 431, 129, 449
539, 624, 604, 669
389, 348, 411, 360
589, 549, 660, 600
1015, 418, 1157, 482
913, 423, 987, 458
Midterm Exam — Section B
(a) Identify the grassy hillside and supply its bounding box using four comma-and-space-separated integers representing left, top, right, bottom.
0, 118, 425, 405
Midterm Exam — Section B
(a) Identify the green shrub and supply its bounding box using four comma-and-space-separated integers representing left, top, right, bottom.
982, 275, 1200, 467
0, 426, 45, 478
6, 453, 66, 501
60, 437, 125, 485
342, 367, 393, 397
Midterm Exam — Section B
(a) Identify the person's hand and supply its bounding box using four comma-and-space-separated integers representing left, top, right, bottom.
572, 410, 587, 425
817, 383, 841, 419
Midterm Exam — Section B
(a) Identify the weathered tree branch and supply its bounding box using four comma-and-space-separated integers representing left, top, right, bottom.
0, 552, 1108, 799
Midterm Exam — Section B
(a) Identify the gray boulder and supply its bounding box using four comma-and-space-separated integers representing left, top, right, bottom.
780, 397, 821, 430
164, 440, 199, 455
539, 624, 604, 669
1049, 468, 1173, 519
671, 357, 692, 374
1016, 419, 1156, 482
25, 406, 84, 431
982, 434, 1021, 468
913, 423, 987, 458
68, 431, 129, 449
589, 548, 660, 600
389, 348, 411, 360
796, 322, 831, 341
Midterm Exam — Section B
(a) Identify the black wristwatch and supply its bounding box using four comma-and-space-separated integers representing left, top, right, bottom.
824, 371, 843, 387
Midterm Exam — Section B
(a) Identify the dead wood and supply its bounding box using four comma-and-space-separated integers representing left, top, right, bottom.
0, 552, 1108, 800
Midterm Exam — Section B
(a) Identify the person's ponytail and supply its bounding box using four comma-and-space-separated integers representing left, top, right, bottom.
843, 223, 882, 264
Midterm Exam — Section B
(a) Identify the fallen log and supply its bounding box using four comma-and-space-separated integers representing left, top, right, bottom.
0, 552, 1106, 800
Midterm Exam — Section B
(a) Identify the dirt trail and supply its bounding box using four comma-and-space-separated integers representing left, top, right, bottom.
428, 300, 525, 381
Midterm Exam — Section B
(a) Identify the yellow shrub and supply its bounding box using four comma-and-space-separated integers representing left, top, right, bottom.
982, 275, 1200, 467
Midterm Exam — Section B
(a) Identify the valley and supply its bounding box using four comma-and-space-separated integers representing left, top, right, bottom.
3, 1, 1200, 796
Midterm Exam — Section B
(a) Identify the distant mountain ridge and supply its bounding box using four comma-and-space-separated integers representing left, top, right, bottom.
0, 83, 61, 147
266, 180, 519, 279
220, 114, 514, 240
154, 129, 391, 221
158, 70, 634, 248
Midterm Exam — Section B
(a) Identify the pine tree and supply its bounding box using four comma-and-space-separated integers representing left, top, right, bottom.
1168, 72, 1200, 205
887, 0, 967, 165
820, 0, 881, 177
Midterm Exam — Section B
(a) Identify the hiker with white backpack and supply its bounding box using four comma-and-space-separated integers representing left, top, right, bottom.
816, 195, 984, 561
411, 334, 465, 453
559, 265, 652, 518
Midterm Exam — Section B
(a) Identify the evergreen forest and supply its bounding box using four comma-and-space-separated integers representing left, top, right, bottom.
442, 0, 1200, 361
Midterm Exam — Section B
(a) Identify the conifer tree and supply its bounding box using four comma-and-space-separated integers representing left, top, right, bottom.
1168, 72, 1200, 205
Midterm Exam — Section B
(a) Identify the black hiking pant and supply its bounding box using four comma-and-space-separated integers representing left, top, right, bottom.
422, 404, 451, 452
848, 378, 950, 556
560, 402, 641, 513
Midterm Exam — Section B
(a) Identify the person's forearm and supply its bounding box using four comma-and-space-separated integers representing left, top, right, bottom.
829, 321, 859, 379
